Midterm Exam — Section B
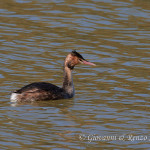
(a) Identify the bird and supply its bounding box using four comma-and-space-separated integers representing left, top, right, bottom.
10, 50, 96, 102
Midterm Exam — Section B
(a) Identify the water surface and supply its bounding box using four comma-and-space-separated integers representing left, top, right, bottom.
0, 0, 150, 149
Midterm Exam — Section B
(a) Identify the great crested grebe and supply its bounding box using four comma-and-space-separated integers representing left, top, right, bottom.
10, 50, 95, 102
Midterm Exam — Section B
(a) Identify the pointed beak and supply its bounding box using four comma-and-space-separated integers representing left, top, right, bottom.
82, 60, 96, 66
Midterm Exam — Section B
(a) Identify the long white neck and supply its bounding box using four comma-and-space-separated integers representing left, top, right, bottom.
62, 66, 74, 98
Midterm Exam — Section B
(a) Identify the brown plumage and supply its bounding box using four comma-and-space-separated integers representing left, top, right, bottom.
10, 51, 95, 102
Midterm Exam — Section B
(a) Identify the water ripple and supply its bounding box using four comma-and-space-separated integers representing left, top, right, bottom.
0, 0, 150, 149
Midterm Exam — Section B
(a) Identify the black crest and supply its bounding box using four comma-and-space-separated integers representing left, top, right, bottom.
71, 50, 85, 60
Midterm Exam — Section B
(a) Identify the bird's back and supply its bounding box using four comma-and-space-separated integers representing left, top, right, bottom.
11, 82, 65, 102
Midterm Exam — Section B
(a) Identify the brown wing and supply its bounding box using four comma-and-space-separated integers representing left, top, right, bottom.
15, 82, 64, 101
